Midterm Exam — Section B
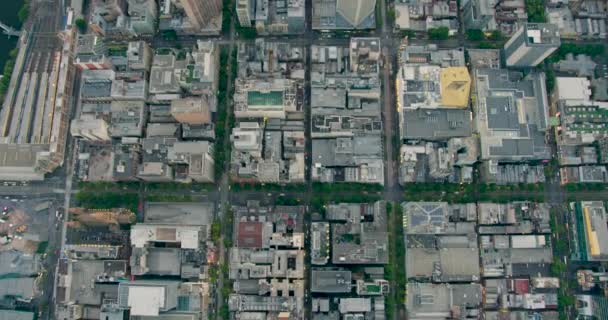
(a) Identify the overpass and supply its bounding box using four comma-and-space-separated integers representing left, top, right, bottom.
0, 21, 21, 37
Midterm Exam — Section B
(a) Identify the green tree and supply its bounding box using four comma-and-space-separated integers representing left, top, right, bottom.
161, 30, 177, 41
211, 219, 221, 243
526, 0, 546, 23
488, 30, 504, 41
478, 41, 498, 49
9, 48, 18, 59
237, 27, 257, 39
428, 27, 449, 40
386, 8, 396, 23
466, 29, 485, 41
551, 259, 567, 276
545, 67, 555, 93
18, 1, 29, 23
75, 18, 87, 33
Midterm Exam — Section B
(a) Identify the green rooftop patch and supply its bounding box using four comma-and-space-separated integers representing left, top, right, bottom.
247, 91, 283, 106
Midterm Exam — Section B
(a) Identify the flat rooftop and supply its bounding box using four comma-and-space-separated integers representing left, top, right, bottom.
474, 68, 550, 161
145, 202, 215, 226
407, 283, 482, 319
407, 247, 480, 282
401, 109, 472, 140
311, 269, 352, 293
524, 23, 561, 46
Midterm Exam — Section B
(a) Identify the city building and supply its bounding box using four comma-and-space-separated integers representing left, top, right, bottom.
109, 101, 146, 137
483, 278, 559, 312
117, 280, 181, 316
311, 222, 330, 265
327, 201, 388, 265
311, 269, 352, 293
400, 108, 472, 141
398, 138, 479, 184
473, 68, 551, 182
149, 41, 219, 101
479, 203, 554, 279
312, 0, 376, 30
402, 202, 480, 282
230, 40, 306, 184
397, 45, 475, 183
90, 0, 132, 37
397, 65, 471, 110
570, 201, 608, 262
236, 0, 305, 34
127, 0, 158, 35
406, 283, 483, 319
546, 1, 607, 39
0, 310, 35, 320
167, 141, 215, 182
236, 0, 253, 27
181, 0, 223, 31
70, 115, 111, 141
229, 202, 306, 319
0, 25, 75, 180
504, 23, 560, 68
311, 38, 384, 185
395, 0, 459, 34
477, 202, 551, 235
462, 0, 528, 35
234, 78, 299, 119
560, 165, 608, 184
74, 34, 111, 70
171, 97, 212, 125
130, 223, 208, 278
555, 54, 598, 77
310, 200, 389, 318
577, 295, 608, 320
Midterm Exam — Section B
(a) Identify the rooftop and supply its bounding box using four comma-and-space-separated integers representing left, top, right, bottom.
401, 109, 472, 140
572, 201, 608, 262
524, 23, 561, 46
402, 202, 477, 234
556, 77, 592, 103
312, 0, 376, 30
440, 67, 471, 108
144, 202, 215, 226
407, 283, 482, 319
0, 310, 34, 320
118, 280, 180, 317
131, 224, 202, 249
407, 247, 480, 282
329, 201, 388, 264
474, 68, 550, 161
311, 269, 352, 293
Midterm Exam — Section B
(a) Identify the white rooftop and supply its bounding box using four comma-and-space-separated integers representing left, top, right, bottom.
128, 285, 165, 316
556, 77, 592, 103
131, 224, 200, 249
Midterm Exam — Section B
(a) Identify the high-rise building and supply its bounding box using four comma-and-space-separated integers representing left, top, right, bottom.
93, 0, 128, 22
237, 0, 252, 27
127, 0, 157, 35
170, 97, 212, 125
312, 0, 376, 30
504, 23, 560, 68
180, 0, 223, 30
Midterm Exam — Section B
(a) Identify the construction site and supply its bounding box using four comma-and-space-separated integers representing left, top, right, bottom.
65, 207, 135, 247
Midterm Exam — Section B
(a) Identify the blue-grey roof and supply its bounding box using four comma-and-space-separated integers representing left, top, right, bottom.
486, 96, 519, 130
402, 109, 472, 140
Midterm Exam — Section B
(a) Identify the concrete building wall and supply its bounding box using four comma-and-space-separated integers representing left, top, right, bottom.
180, 0, 223, 30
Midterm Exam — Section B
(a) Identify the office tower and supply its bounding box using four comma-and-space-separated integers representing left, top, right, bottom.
237, 0, 253, 27
504, 23, 560, 68
180, 0, 223, 30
